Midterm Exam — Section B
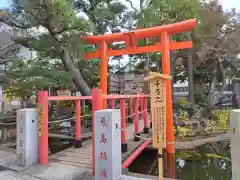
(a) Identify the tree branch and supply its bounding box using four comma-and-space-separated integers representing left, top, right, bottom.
54, 25, 88, 35
214, 26, 232, 48
0, 19, 35, 29
0, 59, 12, 65
107, 21, 131, 30
125, 0, 139, 13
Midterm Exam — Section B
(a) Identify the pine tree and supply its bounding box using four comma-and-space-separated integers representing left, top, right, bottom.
0, 0, 128, 96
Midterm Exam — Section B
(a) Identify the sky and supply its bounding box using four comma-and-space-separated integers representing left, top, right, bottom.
0, 0, 9, 9
220, 0, 240, 10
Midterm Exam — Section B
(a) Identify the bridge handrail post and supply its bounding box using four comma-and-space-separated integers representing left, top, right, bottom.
134, 96, 140, 141
74, 100, 82, 148
92, 88, 103, 176
120, 98, 127, 153
129, 98, 133, 119
143, 97, 149, 133
140, 96, 143, 120
37, 91, 49, 164
110, 96, 115, 109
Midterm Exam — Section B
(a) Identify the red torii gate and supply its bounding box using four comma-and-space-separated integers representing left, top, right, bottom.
80, 19, 197, 178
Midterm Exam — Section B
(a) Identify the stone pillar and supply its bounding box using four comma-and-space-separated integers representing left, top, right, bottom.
230, 109, 240, 180
94, 109, 122, 180
16, 108, 38, 167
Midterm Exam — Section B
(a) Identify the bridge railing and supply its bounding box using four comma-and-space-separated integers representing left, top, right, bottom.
37, 88, 150, 170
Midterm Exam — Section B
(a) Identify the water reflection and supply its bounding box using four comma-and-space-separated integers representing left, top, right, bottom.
174, 143, 231, 180
148, 143, 232, 179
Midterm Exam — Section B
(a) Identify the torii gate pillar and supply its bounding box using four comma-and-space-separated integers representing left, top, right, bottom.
161, 32, 175, 177
99, 41, 108, 108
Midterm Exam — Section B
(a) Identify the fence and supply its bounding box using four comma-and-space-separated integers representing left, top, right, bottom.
37, 88, 150, 172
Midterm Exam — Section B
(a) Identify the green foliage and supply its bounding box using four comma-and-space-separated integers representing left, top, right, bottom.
194, 90, 207, 106
176, 151, 195, 159
2, 0, 129, 96
82, 104, 92, 120
204, 108, 231, 133
78, 60, 100, 88
142, 0, 201, 26
56, 100, 75, 109
175, 99, 192, 121
131, 0, 240, 94
178, 110, 188, 121
176, 99, 192, 110
191, 0, 240, 94
193, 67, 214, 84
205, 153, 231, 162
56, 101, 93, 120
176, 150, 231, 162
3, 57, 72, 99
176, 126, 194, 137
212, 108, 231, 132
177, 99, 191, 107
12, 0, 90, 59
127, 0, 201, 78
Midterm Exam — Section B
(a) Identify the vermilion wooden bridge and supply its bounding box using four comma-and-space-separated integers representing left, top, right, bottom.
39, 90, 152, 169
37, 19, 197, 179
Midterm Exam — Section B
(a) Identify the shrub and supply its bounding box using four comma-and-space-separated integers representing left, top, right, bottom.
56, 100, 75, 109
212, 108, 231, 132
83, 105, 92, 120
178, 109, 188, 121
176, 126, 194, 137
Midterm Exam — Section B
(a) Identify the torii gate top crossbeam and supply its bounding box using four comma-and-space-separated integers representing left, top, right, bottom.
80, 19, 197, 60
80, 19, 197, 44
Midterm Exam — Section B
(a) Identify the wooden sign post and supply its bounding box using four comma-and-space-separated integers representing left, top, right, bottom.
38, 105, 44, 136
145, 72, 171, 180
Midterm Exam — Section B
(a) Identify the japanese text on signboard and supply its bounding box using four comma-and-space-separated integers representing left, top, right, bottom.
17, 110, 25, 165
38, 105, 44, 136
150, 78, 166, 148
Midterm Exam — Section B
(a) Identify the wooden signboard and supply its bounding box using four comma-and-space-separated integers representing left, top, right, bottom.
145, 72, 171, 148
38, 105, 44, 136
146, 72, 171, 180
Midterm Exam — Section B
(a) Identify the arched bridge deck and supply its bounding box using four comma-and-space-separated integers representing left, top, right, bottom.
37, 90, 152, 169
49, 119, 151, 169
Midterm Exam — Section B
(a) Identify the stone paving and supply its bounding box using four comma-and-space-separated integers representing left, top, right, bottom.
0, 170, 176, 180
0, 149, 176, 180
0, 170, 42, 180
0, 162, 90, 180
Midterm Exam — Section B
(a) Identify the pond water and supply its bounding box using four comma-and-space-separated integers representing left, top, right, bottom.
49, 139, 73, 154
129, 142, 232, 180
48, 125, 92, 154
